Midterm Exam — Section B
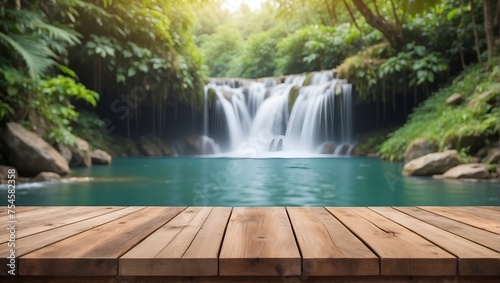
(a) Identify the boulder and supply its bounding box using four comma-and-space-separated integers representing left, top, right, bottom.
138, 135, 162, 156
69, 137, 92, 168
443, 163, 491, 179
33, 171, 61, 182
482, 148, 500, 164
0, 165, 17, 183
445, 93, 463, 106
1, 122, 69, 176
57, 143, 72, 163
318, 143, 336, 154
90, 149, 112, 165
173, 135, 215, 155
403, 150, 463, 176
478, 90, 498, 105
450, 134, 486, 154
404, 138, 439, 163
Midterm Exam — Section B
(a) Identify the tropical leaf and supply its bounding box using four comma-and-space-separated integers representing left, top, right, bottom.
0, 32, 56, 77
35, 21, 81, 45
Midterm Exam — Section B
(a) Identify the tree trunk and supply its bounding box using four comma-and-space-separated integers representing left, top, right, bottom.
470, 0, 483, 65
342, 0, 362, 36
351, 0, 404, 50
483, 0, 496, 60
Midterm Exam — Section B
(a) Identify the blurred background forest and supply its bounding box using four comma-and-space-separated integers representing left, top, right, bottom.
0, 0, 498, 161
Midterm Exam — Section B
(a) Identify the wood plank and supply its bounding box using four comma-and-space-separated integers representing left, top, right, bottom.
20, 206, 185, 276
479, 206, 500, 212
192, 276, 497, 283
395, 207, 500, 252
0, 206, 78, 238
219, 207, 301, 276
11, 207, 125, 240
418, 206, 500, 234
327, 207, 456, 276
120, 207, 231, 276
287, 207, 378, 276
370, 207, 500, 276
0, 206, 41, 215
452, 206, 500, 223
0, 207, 144, 276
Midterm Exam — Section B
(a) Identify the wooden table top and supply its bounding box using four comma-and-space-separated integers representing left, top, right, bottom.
1, 206, 499, 280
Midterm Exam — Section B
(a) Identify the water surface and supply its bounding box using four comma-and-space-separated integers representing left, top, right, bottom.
6, 157, 500, 206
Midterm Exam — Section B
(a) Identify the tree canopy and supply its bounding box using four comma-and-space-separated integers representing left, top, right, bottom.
0, 0, 498, 146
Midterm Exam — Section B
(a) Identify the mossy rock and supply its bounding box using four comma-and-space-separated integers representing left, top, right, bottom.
207, 87, 218, 108
123, 138, 141, 156
138, 136, 162, 156
288, 86, 301, 113
151, 136, 173, 156
302, 73, 313, 86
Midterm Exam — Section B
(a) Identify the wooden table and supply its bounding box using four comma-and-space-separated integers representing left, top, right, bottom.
1, 206, 499, 282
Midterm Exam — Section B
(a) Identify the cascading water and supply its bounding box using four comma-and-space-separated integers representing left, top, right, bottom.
203, 70, 354, 156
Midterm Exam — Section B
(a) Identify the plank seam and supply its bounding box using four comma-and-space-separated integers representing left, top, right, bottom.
180, 207, 214, 258
216, 207, 233, 276
417, 206, 500, 235
370, 207, 460, 275
394, 207, 500, 253
1, 206, 115, 242
14, 207, 148, 258
325, 207, 382, 275
285, 207, 304, 276
115, 206, 188, 260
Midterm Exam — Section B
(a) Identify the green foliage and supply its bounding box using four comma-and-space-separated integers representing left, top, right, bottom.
338, 41, 448, 103
337, 43, 393, 98
0, 6, 80, 78
35, 76, 99, 144
200, 25, 243, 77
76, 0, 208, 112
379, 59, 500, 161
238, 28, 286, 78
276, 24, 365, 75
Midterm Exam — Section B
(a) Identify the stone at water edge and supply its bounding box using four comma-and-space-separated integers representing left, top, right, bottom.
404, 138, 438, 163
482, 148, 500, 164
318, 143, 336, 154
1, 122, 69, 176
69, 137, 92, 168
57, 143, 72, 163
33, 171, 61, 182
402, 150, 463, 176
445, 93, 463, 106
443, 163, 491, 179
90, 149, 112, 165
138, 135, 162, 156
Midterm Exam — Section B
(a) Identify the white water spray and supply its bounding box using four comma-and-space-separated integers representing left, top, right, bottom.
203, 71, 354, 156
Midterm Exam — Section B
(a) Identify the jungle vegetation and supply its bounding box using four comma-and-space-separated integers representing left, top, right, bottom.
0, 0, 498, 159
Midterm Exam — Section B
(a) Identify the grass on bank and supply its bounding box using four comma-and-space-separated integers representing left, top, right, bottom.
379, 58, 500, 161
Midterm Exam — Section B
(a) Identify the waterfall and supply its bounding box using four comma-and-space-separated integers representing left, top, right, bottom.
202, 71, 354, 156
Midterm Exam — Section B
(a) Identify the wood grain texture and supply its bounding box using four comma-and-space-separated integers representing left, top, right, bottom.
419, 206, 500, 234
17, 206, 124, 239
219, 207, 301, 276
396, 207, 500, 252
120, 207, 231, 276
20, 207, 185, 276
0, 207, 144, 276
0, 206, 498, 280
327, 207, 456, 276
0, 206, 80, 239
371, 207, 500, 276
457, 206, 500, 222
287, 207, 378, 276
